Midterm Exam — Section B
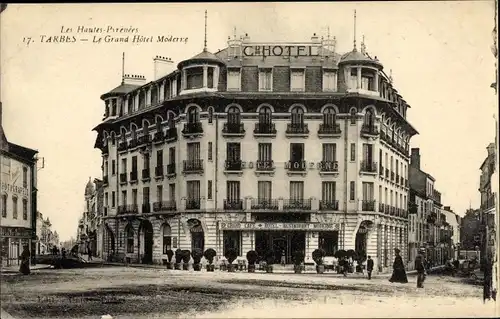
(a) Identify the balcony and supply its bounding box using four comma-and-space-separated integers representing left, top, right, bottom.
283, 199, 312, 210
361, 200, 376, 212
400, 176, 404, 185
103, 175, 108, 185
182, 122, 203, 138
385, 168, 389, 178
250, 199, 279, 210
129, 138, 138, 150
222, 123, 245, 137
153, 200, 177, 212
137, 134, 152, 147
360, 160, 377, 174
287, 160, 307, 176
379, 203, 385, 213
117, 204, 138, 215
129, 171, 138, 183
155, 166, 164, 178
183, 159, 203, 174
319, 200, 339, 211
318, 123, 341, 138
166, 163, 176, 177
224, 160, 243, 174
119, 173, 127, 184
153, 131, 165, 144
102, 145, 109, 156
165, 127, 178, 143
253, 122, 277, 137
118, 141, 128, 153
384, 205, 390, 214
360, 124, 379, 138
319, 161, 339, 175
141, 168, 150, 181
285, 123, 309, 138
186, 199, 201, 210
390, 171, 395, 182
224, 200, 243, 210
396, 174, 400, 185
255, 160, 275, 176
142, 203, 151, 214
379, 165, 384, 176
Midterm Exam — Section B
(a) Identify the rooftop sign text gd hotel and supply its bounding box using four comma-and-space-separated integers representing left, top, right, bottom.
243, 44, 320, 57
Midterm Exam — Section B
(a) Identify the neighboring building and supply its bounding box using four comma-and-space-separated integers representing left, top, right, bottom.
35, 211, 59, 254
460, 208, 481, 251
408, 148, 445, 268
76, 178, 104, 257
442, 206, 461, 259
92, 18, 418, 272
0, 102, 39, 266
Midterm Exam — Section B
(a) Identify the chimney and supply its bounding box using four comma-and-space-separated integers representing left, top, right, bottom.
122, 74, 147, 86
410, 148, 420, 169
153, 56, 174, 81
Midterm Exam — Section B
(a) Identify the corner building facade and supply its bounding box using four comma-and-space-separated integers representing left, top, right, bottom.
94, 33, 417, 272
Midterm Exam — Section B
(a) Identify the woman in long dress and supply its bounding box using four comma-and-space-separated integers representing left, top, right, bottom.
19, 245, 31, 275
389, 248, 408, 283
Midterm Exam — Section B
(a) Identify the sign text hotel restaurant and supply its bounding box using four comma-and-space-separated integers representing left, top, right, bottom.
242, 43, 321, 57
219, 222, 340, 231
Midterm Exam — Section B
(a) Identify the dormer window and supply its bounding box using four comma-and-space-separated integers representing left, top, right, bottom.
207, 67, 214, 88
259, 68, 272, 91
361, 70, 374, 91
227, 68, 241, 91
350, 69, 358, 89
187, 106, 200, 124
186, 67, 204, 90
323, 70, 337, 92
290, 69, 305, 92
111, 99, 117, 116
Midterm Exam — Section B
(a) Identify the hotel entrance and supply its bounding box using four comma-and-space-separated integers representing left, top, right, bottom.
255, 231, 306, 264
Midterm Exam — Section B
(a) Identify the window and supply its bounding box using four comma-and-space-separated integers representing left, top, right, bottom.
156, 150, 163, 168
257, 181, 272, 201
187, 181, 201, 201
104, 192, 108, 207
227, 106, 240, 124
169, 184, 176, 201
258, 106, 272, 124
290, 106, 304, 125
322, 70, 337, 91
132, 189, 138, 206
362, 182, 374, 200
208, 107, 213, 124
121, 190, 127, 206
132, 156, 138, 173
361, 74, 374, 90
12, 197, 18, 219
169, 147, 175, 164
227, 69, 241, 91
227, 143, 241, 162
111, 160, 116, 175
143, 153, 150, 170
289, 181, 304, 200
151, 86, 158, 105
22, 199, 28, 220
322, 143, 337, 162
350, 108, 357, 124
1, 194, 6, 217
396, 159, 399, 176
350, 143, 356, 162
187, 142, 201, 161
186, 67, 203, 90
22, 167, 28, 188
350, 69, 358, 89
323, 107, 336, 126
349, 182, 355, 201
111, 192, 116, 207
259, 69, 272, 91
322, 182, 336, 201
364, 109, 374, 127
207, 180, 213, 200
362, 144, 373, 163
207, 67, 214, 88
162, 224, 172, 254
290, 69, 305, 91
208, 142, 213, 161
121, 158, 127, 173
187, 106, 199, 124
143, 187, 150, 204
157, 185, 163, 203
126, 224, 134, 253
258, 143, 272, 161
167, 113, 175, 128
227, 181, 240, 201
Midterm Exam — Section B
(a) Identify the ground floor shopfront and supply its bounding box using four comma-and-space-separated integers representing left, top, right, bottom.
100, 211, 407, 273
0, 226, 33, 267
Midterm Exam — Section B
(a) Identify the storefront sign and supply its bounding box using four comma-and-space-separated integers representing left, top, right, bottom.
0, 226, 32, 238
218, 222, 338, 231
243, 44, 320, 57
1, 182, 29, 197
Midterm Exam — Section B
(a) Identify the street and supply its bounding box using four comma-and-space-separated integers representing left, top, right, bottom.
1, 266, 497, 318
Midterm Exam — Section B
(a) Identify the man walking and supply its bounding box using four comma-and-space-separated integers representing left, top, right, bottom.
415, 248, 427, 288
366, 256, 374, 280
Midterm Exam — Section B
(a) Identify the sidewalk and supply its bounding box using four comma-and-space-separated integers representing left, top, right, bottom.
0, 263, 52, 274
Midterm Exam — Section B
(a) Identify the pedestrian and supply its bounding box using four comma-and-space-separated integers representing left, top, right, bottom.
19, 245, 31, 275
87, 245, 93, 261
415, 248, 427, 288
280, 250, 285, 267
366, 256, 374, 280
342, 257, 348, 277
389, 248, 408, 283
61, 247, 67, 259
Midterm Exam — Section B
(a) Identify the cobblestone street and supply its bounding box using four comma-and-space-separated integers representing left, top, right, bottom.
1, 266, 497, 318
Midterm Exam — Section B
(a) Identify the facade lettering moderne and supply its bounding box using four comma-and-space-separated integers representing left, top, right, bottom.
226, 161, 339, 171
219, 222, 339, 231
1, 182, 29, 197
242, 45, 320, 57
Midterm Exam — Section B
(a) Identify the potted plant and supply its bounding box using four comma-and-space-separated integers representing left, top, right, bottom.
265, 250, 275, 273
191, 248, 203, 271
165, 249, 174, 269
246, 250, 258, 273
181, 249, 191, 270
293, 250, 305, 274
312, 248, 326, 274
174, 248, 182, 270
203, 248, 216, 272
224, 248, 238, 272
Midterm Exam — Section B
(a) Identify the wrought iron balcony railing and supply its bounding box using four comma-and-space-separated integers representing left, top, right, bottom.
287, 160, 307, 172
186, 199, 201, 210
283, 199, 312, 210
165, 127, 178, 142
360, 160, 377, 173
319, 200, 339, 211
183, 159, 203, 173
182, 122, 203, 136
119, 173, 127, 184
255, 160, 274, 171
142, 168, 150, 180
224, 200, 243, 210
379, 203, 385, 213
129, 171, 138, 182
318, 123, 341, 135
137, 134, 152, 146
250, 199, 279, 210
286, 123, 309, 135
118, 141, 128, 152
254, 122, 277, 135
129, 138, 138, 149
225, 160, 243, 171
142, 203, 151, 214
361, 200, 376, 212
117, 204, 138, 215
153, 131, 165, 143
153, 200, 177, 212
222, 123, 245, 135
319, 161, 338, 172
167, 163, 176, 175
155, 166, 164, 177
361, 124, 379, 136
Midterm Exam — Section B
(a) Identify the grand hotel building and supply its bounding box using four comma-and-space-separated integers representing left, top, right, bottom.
94, 31, 417, 272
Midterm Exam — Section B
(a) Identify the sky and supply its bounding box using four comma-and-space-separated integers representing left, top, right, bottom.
0, 2, 497, 241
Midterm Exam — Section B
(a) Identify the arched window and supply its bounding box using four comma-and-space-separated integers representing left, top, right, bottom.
364, 109, 374, 127
208, 107, 214, 124
155, 118, 162, 133
125, 224, 134, 253
187, 106, 199, 124
227, 106, 240, 124
350, 108, 357, 124
110, 133, 116, 146
323, 107, 336, 126
143, 121, 150, 135
131, 126, 137, 140
1, 194, 7, 218
167, 113, 175, 128
23, 198, 28, 220
290, 106, 304, 126
162, 223, 172, 254
258, 106, 272, 124
12, 196, 18, 219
